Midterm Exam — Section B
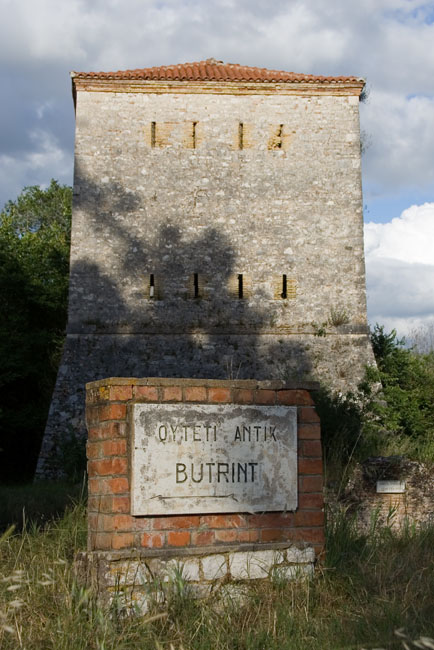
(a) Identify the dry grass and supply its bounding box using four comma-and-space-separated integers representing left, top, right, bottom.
0, 495, 433, 649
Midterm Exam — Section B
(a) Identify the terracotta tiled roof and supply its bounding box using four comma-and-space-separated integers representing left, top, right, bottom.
72, 58, 362, 84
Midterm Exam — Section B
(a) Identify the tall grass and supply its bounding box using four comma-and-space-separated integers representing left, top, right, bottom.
1, 496, 433, 649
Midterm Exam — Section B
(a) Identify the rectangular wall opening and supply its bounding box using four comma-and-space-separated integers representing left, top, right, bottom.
192, 122, 197, 149
281, 274, 287, 299
276, 124, 283, 149
149, 274, 155, 298
238, 122, 244, 150
151, 122, 156, 148
238, 274, 244, 299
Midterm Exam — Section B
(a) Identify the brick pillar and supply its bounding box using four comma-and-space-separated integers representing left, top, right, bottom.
85, 378, 324, 556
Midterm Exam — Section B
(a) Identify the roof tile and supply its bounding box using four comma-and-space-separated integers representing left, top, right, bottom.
72, 59, 362, 84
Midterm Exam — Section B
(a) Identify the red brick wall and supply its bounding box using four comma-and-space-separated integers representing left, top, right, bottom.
86, 378, 324, 555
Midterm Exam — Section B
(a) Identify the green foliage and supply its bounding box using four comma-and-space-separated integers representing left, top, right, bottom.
0, 181, 72, 482
368, 325, 434, 451
315, 325, 434, 484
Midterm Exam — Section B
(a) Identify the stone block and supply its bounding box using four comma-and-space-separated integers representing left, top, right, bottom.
272, 564, 314, 581
285, 545, 316, 564
229, 549, 284, 579
201, 554, 228, 580
164, 558, 200, 582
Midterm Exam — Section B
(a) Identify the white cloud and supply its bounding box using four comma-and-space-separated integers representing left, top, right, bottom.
362, 92, 434, 193
365, 203, 434, 335
0, 129, 72, 207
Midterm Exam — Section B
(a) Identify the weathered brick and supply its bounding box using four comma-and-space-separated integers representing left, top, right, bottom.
86, 441, 101, 459
167, 531, 191, 546
277, 389, 314, 405
141, 532, 164, 548
99, 403, 127, 422
110, 514, 135, 530
294, 510, 324, 527
292, 527, 325, 544
297, 423, 321, 440
254, 390, 276, 405
260, 528, 289, 542
298, 458, 323, 475
112, 533, 134, 549
102, 439, 127, 456
88, 477, 103, 495
88, 457, 128, 477
276, 390, 297, 405
215, 529, 238, 543
298, 493, 324, 509
201, 514, 246, 528
233, 389, 254, 404
107, 477, 129, 493
184, 386, 207, 402
152, 515, 200, 530
134, 385, 159, 400
85, 406, 99, 426
191, 530, 215, 546
299, 476, 324, 493
298, 407, 320, 423
109, 385, 133, 401
88, 495, 113, 512
208, 387, 231, 403
161, 386, 182, 401
90, 533, 112, 550
112, 496, 130, 513
248, 512, 293, 528
300, 440, 322, 457
237, 529, 260, 543
88, 513, 100, 531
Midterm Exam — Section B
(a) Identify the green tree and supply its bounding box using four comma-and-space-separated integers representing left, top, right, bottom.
0, 180, 72, 482
369, 325, 434, 440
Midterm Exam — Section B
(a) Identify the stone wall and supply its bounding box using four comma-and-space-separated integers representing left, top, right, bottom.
339, 456, 434, 532
37, 78, 374, 476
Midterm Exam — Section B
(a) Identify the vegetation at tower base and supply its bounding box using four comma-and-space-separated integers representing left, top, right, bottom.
0, 181, 72, 483
316, 324, 434, 485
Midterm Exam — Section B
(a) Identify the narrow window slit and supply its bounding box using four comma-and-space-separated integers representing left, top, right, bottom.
238, 274, 244, 299
151, 122, 156, 148
281, 274, 287, 299
149, 274, 155, 298
277, 124, 283, 149
238, 122, 244, 150
192, 122, 197, 149
193, 273, 199, 298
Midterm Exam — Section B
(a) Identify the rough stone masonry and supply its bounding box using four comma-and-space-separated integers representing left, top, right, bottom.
36, 59, 374, 475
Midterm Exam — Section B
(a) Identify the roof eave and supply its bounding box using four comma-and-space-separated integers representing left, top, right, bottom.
71, 75, 365, 98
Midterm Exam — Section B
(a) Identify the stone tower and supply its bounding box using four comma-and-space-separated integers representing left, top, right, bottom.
36, 59, 374, 475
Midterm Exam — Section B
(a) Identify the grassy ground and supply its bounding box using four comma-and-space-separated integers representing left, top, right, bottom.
0, 489, 433, 650
0, 481, 85, 532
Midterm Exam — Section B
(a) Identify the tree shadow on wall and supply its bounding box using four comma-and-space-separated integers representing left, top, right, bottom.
66, 171, 312, 382
41, 172, 313, 474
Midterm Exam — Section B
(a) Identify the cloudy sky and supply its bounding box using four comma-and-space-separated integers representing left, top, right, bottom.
1, 0, 433, 338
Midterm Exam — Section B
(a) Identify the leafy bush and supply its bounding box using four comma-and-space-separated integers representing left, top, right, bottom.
315, 325, 434, 484
0, 181, 71, 482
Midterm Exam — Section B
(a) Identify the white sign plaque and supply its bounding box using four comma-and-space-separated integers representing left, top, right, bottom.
376, 480, 406, 494
131, 404, 297, 515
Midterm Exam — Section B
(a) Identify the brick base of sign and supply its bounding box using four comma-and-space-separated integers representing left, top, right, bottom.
82, 377, 324, 609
